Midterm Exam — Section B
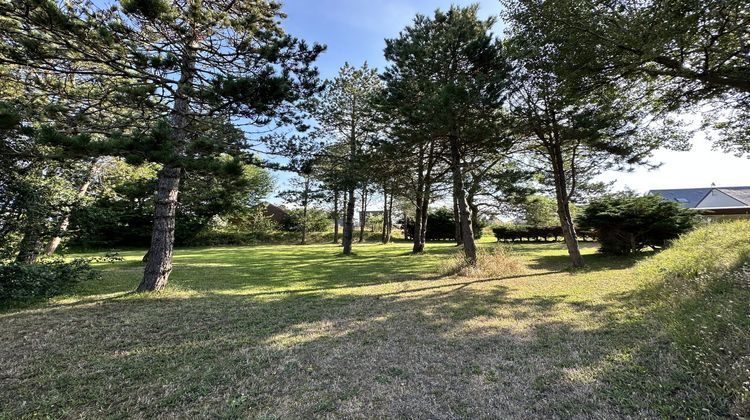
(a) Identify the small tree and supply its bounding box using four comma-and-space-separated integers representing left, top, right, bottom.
278, 161, 324, 245
518, 195, 578, 228
316, 63, 383, 255
577, 194, 696, 255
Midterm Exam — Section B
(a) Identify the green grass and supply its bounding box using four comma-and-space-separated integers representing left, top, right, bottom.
1, 227, 748, 418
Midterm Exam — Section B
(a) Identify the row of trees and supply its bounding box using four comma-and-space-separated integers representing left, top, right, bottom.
2, 0, 747, 292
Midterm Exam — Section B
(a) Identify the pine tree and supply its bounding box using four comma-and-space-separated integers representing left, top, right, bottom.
0, 0, 323, 290
315, 63, 382, 255
504, 11, 677, 267
381, 6, 511, 264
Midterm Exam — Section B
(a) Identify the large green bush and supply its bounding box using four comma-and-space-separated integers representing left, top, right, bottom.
0, 258, 100, 305
577, 194, 696, 255
403, 207, 483, 241
279, 208, 331, 233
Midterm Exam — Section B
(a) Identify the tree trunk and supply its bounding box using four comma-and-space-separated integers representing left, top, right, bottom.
301, 176, 310, 245
468, 199, 480, 242
386, 193, 394, 243
381, 189, 388, 244
45, 162, 97, 256
15, 226, 43, 264
342, 188, 356, 255
332, 190, 340, 244
137, 166, 181, 292
453, 196, 463, 246
418, 192, 429, 249
358, 188, 367, 243
449, 137, 476, 265
137, 31, 196, 292
550, 145, 584, 268
413, 204, 424, 253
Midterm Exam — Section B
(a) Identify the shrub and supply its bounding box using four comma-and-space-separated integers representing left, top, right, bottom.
279, 208, 330, 233
493, 225, 563, 242
577, 194, 696, 255
402, 207, 483, 241
0, 258, 100, 305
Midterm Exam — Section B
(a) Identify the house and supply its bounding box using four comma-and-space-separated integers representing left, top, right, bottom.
649, 186, 750, 219
263, 203, 289, 225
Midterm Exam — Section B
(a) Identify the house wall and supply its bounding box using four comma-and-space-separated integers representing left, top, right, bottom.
696, 190, 745, 208
702, 214, 750, 222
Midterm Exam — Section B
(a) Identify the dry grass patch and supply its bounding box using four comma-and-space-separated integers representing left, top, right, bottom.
439, 245, 522, 279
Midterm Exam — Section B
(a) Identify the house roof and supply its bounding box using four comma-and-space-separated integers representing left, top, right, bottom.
649, 186, 750, 208
719, 187, 750, 206
649, 188, 712, 208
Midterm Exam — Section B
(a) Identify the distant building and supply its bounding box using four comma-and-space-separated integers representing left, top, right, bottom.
263, 204, 289, 225
649, 186, 750, 219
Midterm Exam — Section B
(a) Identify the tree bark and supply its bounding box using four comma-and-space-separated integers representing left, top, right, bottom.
137, 166, 181, 292
450, 137, 477, 265
413, 149, 426, 253
358, 187, 368, 243
15, 226, 43, 264
386, 192, 394, 243
300, 175, 310, 245
550, 144, 584, 268
45, 162, 98, 256
137, 30, 196, 291
453, 196, 463, 246
381, 188, 388, 244
342, 188, 356, 255
332, 190, 339, 244
468, 198, 480, 242
418, 191, 429, 249
413, 204, 424, 253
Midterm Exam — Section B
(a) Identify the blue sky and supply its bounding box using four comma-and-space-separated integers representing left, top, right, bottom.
281, 0, 504, 80
274, 0, 748, 198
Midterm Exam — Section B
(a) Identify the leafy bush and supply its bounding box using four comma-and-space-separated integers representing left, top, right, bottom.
279, 208, 331, 233
577, 194, 696, 255
493, 225, 562, 242
402, 207, 483, 241
0, 258, 100, 305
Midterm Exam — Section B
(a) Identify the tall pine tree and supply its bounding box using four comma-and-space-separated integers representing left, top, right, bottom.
0, 0, 323, 290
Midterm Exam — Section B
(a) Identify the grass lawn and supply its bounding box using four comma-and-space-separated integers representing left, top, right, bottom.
1, 232, 748, 418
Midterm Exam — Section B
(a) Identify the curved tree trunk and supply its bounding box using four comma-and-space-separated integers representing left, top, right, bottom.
137, 32, 196, 291
137, 166, 181, 292
550, 144, 584, 268
45, 162, 98, 256
342, 188, 356, 255
450, 137, 476, 265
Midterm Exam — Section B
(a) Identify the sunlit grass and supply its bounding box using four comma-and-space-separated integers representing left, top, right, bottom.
1, 227, 747, 418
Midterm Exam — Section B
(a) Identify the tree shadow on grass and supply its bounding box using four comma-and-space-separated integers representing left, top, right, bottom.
527, 249, 654, 273
4, 261, 737, 419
